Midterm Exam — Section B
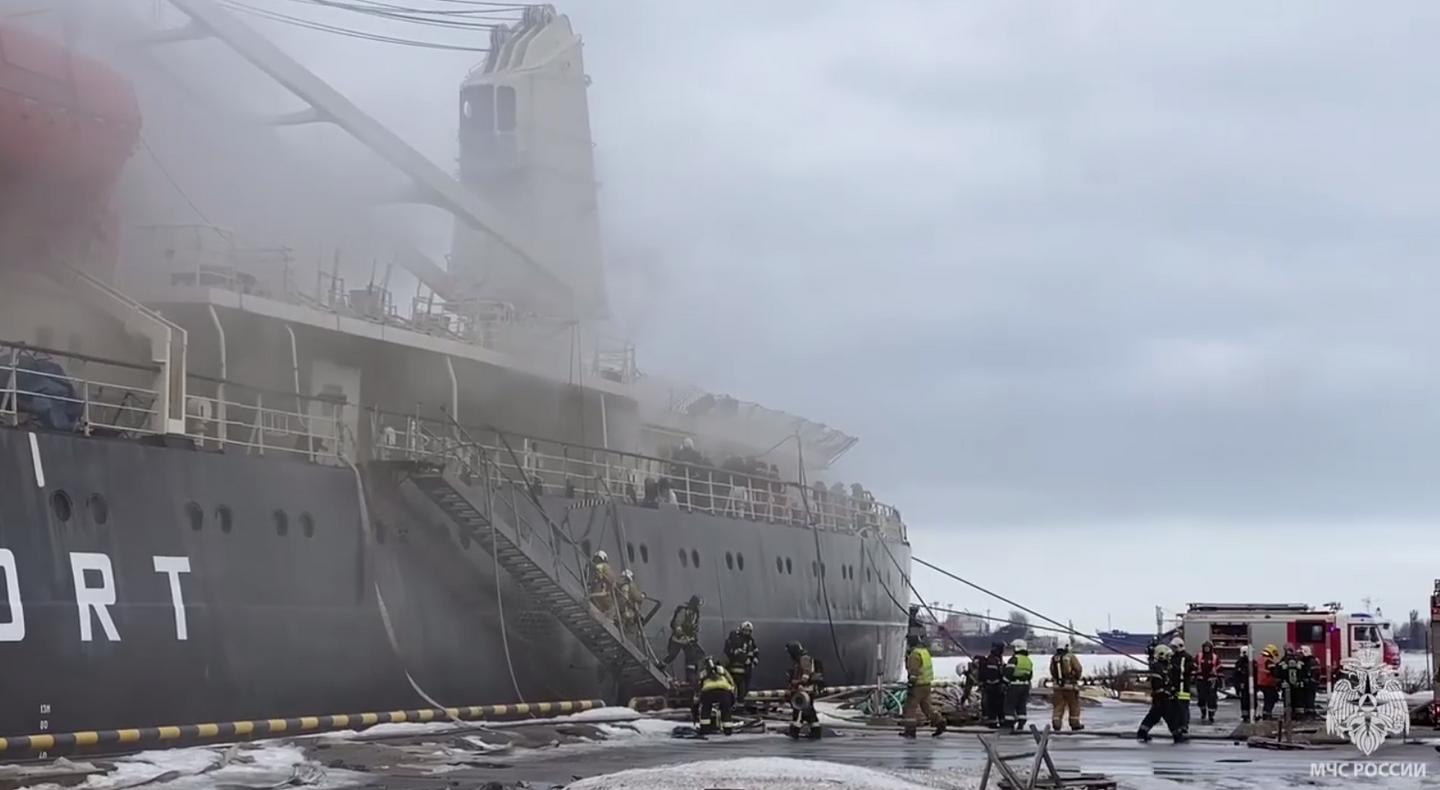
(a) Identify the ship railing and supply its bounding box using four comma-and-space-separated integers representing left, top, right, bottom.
184, 376, 346, 464
0, 340, 166, 438
365, 409, 907, 542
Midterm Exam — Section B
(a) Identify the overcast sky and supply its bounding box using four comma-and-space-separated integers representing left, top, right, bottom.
129, 0, 1440, 633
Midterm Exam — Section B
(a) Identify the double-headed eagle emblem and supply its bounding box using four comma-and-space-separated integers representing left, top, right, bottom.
1325, 646, 1410, 755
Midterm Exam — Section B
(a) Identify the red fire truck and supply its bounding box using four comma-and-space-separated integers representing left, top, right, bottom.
1180, 602, 1400, 681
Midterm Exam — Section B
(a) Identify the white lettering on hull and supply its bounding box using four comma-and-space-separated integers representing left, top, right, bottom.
0, 549, 23, 641
153, 556, 191, 640
70, 552, 120, 642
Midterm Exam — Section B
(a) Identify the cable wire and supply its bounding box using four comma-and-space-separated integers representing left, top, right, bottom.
139, 134, 211, 225
793, 438, 852, 679
911, 556, 1146, 665
219, 0, 495, 51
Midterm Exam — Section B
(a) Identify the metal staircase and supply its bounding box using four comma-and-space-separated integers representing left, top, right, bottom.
399, 458, 672, 698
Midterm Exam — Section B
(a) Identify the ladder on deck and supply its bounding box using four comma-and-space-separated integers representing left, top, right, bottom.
401, 461, 672, 697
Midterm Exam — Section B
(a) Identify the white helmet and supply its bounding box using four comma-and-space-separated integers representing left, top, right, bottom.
1169, 636, 1184, 649
740, 620, 753, 632
1153, 644, 1173, 659
1011, 639, 1027, 652
593, 550, 608, 562
621, 568, 634, 581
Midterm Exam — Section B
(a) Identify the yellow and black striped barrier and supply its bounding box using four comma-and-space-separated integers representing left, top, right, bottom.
628, 681, 957, 711
0, 698, 605, 756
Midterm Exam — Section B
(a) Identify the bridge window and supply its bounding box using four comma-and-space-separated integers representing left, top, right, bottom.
679, 549, 688, 568
725, 552, 734, 571
51, 490, 73, 523
88, 494, 108, 526
186, 502, 204, 531
216, 505, 233, 534
301, 512, 315, 538
274, 509, 289, 537
497, 86, 517, 132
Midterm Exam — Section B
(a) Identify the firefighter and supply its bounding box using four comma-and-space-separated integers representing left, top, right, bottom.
1298, 645, 1320, 719
1137, 644, 1184, 743
616, 569, 645, 638
1257, 644, 1281, 720
658, 595, 704, 683
977, 642, 1007, 728
1195, 641, 1223, 724
785, 641, 822, 739
1168, 637, 1194, 735
693, 656, 737, 735
1003, 639, 1033, 734
1273, 645, 1305, 720
587, 551, 615, 614
1232, 646, 1252, 723
1048, 644, 1082, 731
900, 634, 946, 738
724, 621, 759, 704
1050, 644, 1084, 731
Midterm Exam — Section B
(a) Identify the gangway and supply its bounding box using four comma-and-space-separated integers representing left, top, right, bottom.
394, 455, 672, 699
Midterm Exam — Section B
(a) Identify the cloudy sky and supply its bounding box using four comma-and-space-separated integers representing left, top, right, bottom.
124, 0, 1440, 633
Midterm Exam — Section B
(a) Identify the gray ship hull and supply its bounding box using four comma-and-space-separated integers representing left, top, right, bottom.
0, 426, 907, 736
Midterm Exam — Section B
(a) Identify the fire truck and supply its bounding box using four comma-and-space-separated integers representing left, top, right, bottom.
1180, 602, 1400, 681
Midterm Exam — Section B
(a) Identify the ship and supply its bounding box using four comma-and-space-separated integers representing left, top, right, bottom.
1093, 630, 1156, 654
0, 1, 912, 737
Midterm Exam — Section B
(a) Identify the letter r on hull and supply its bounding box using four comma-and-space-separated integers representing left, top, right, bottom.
153, 556, 191, 640
70, 553, 120, 642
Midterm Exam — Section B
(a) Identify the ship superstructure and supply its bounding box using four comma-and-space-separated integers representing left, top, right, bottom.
0, 1, 911, 737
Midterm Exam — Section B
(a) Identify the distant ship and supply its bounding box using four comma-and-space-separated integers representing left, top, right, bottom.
1094, 629, 1156, 653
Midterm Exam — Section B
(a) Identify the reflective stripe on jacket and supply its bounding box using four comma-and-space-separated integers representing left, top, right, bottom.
1009, 654, 1033, 684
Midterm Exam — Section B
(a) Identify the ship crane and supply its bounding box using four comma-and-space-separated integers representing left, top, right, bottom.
139, 0, 572, 312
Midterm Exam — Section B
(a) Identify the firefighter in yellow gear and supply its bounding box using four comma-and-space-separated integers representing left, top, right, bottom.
588, 551, 616, 613
901, 634, 946, 738
616, 569, 646, 638
693, 656, 737, 734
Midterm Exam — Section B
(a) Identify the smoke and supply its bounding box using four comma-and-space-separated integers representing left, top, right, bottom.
39, 0, 455, 302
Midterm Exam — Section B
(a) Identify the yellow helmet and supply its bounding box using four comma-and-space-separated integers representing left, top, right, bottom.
1263, 644, 1279, 656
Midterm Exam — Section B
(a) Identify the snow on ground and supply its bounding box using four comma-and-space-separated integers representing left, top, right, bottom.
24, 742, 365, 790
564, 757, 982, 790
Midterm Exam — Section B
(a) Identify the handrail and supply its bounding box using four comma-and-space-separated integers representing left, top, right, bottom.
368, 408, 907, 542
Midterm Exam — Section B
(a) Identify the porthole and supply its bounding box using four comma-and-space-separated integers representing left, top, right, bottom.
50, 490, 72, 523
640, 544, 649, 563
216, 505, 233, 534
785, 558, 792, 574
776, 557, 784, 574
185, 502, 204, 531
725, 552, 734, 571
627, 542, 636, 563
301, 512, 315, 538
87, 494, 108, 525
679, 549, 688, 568
274, 509, 289, 537
691, 549, 700, 568
737, 554, 745, 571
